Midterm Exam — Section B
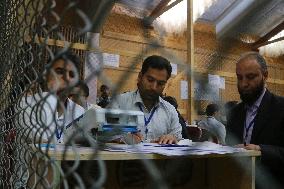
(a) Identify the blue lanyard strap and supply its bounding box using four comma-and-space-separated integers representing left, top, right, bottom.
56, 118, 64, 141
243, 106, 258, 143
244, 116, 256, 143
138, 103, 158, 135
55, 127, 63, 141
56, 114, 84, 141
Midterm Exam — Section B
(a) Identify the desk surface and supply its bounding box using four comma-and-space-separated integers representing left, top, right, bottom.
41, 145, 261, 161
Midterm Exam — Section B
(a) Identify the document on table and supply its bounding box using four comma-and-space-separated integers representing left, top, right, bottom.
104, 141, 247, 156
36, 141, 247, 157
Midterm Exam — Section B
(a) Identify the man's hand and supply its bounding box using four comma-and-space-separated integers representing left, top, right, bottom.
113, 132, 143, 144
131, 132, 144, 144
244, 144, 261, 151
155, 134, 177, 144
235, 144, 261, 151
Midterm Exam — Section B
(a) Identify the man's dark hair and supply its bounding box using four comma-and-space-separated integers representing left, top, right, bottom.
44, 51, 81, 91
100, 84, 109, 93
206, 103, 219, 116
141, 55, 172, 79
79, 82, 89, 97
237, 52, 267, 74
48, 50, 81, 72
224, 101, 238, 111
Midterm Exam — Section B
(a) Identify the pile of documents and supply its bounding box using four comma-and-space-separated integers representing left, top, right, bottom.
104, 141, 247, 156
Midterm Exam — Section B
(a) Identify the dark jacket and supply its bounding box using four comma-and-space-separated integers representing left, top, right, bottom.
226, 90, 284, 188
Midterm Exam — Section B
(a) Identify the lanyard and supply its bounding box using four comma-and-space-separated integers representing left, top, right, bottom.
56, 100, 68, 142
56, 118, 64, 142
244, 116, 256, 144
243, 105, 258, 144
55, 128, 63, 141
138, 103, 158, 137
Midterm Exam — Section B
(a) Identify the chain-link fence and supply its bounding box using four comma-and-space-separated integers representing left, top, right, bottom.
0, 1, 190, 188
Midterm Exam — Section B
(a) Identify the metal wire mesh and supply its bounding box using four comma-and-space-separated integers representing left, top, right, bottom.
0, 1, 176, 188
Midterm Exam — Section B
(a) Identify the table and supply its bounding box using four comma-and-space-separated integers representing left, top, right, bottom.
35, 145, 261, 189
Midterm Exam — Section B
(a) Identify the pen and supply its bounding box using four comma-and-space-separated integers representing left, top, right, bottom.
155, 144, 189, 147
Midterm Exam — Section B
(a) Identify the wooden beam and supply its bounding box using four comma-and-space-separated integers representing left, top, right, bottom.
148, 0, 171, 19
145, 0, 183, 25
187, 0, 194, 123
252, 21, 284, 49
253, 36, 284, 48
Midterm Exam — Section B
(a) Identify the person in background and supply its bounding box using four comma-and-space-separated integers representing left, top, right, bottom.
111, 55, 182, 144
15, 51, 86, 188
221, 100, 238, 125
69, 81, 90, 109
45, 51, 86, 143
96, 84, 111, 108
198, 103, 226, 144
226, 52, 284, 189
69, 81, 100, 110
18, 51, 85, 144
163, 96, 189, 139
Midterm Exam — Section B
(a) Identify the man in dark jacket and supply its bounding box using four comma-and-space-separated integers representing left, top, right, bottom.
226, 52, 284, 189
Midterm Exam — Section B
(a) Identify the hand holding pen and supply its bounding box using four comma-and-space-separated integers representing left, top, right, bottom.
129, 132, 144, 143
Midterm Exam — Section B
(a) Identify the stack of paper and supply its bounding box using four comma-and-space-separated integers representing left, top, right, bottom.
104, 141, 247, 156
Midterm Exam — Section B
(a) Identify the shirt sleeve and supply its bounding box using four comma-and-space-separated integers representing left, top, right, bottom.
198, 120, 208, 129
16, 95, 57, 143
216, 121, 226, 145
260, 144, 284, 174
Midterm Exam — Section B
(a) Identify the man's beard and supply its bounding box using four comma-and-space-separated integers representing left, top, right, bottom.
138, 85, 160, 102
238, 80, 265, 106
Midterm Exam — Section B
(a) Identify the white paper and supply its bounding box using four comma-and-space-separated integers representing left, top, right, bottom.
177, 139, 192, 145
170, 63, 177, 75
194, 81, 219, 101
208, 74, 220, 87
180, 80, 188, 99
104, 142, 247, 156
207, 84, 220, 101
219, 77, 225, 89
103, 53, 120, 68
